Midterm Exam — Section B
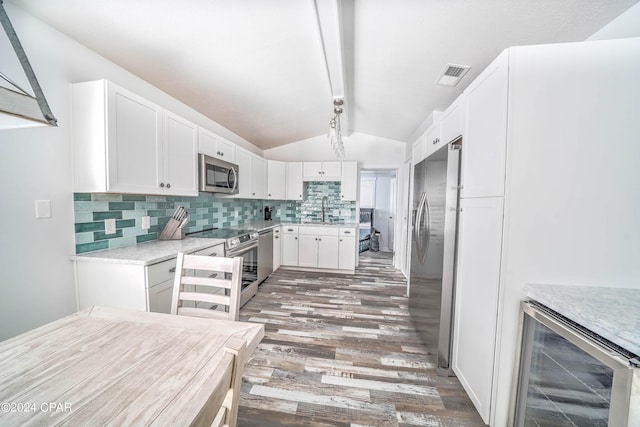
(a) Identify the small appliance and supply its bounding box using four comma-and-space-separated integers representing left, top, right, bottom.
199, 154, 239, 194
264, 206, 272, 221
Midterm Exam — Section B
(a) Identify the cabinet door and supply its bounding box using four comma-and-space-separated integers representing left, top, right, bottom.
317, 235, 339, 269
273, 227, 282, 270
106, 82, 162, 194
286, 162, 303, 200
412, 136, 426, 165
303, 162, 323, 180
338, 236, 356, 270
251, 155, 268, 199
423, 124, 442, 160
267, 160, 286, 200
440, 93, 466, 146
282, 234, 299, 266
298, 234, 319, 267
462, 51, 508, 198
234, 147, 252, 199
321, 162, 342, 179
163, 111, 198, 196
452, 197, 504, 424
340, 161, 358, 201
148, 279, 174, 314
216, 137, 235, 162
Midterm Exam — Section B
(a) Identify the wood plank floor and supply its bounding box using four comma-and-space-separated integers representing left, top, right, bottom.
238, 251, 486, 426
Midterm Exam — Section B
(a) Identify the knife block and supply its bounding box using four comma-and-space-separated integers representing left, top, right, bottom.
159, 218, 185, 240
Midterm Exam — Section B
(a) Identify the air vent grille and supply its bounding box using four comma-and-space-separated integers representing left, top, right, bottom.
436, 63, 471, 87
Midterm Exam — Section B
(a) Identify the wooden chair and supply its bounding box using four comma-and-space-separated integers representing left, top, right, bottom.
188, 337, 246, 427
171, 252, 243, 321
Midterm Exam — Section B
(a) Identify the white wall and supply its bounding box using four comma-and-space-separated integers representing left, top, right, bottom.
588, 2, 640, 40
264, 132, 408, 168
0, 2, 259, 341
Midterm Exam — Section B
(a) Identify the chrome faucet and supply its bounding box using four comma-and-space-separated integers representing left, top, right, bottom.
321, 196, 328, 223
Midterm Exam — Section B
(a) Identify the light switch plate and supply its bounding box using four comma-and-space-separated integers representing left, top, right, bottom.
277, 208, 282, 215
105, 218, 116, 235
141, 216, 150, 230
341, 209, 350, 216
332, 209, 340, 216
35, 200, 51, 219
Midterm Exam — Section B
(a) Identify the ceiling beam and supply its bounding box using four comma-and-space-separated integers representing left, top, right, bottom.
313, 0, 353, 136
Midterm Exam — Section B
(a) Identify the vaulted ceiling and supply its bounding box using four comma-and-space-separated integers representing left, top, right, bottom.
8, 0, 638, 149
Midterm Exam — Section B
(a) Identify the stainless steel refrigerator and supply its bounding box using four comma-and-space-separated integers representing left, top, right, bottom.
409, 140, 461, 375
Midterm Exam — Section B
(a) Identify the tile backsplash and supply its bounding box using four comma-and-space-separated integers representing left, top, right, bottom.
74, 182, 356, 254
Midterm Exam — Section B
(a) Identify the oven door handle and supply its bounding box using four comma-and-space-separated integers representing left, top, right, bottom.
226, 241, 258, 257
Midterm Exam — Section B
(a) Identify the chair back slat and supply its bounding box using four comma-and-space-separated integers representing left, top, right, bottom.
171, 253, 243, 321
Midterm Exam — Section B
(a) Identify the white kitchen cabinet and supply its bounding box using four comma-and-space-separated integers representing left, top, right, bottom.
439, 93, 466, 146
252, 155, 268, 199
198, 127, 235, 162
297, 226, 340, 269
147, 257, 178, 314
412, 135, 426, 165
303, 161, 341, 181
235, 147, 267, 199
340, 161, 358, 201
338, 227, 357, 270
267, 160, 286, 200
461, 51, 508, 198
422, 124, 442, 160
286, 162, 304, 200
452, 197, 504, 423
281, 226, 299, 266
162, 110, 199, 196
273, 226, 282, 270
71, 79, 197, 196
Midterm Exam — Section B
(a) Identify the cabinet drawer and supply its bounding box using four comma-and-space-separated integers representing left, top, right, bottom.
147, 258, 177, 287
339, 227, 356, 237
282, 226, 299, 234
299, 226, 339, 236
191, 243, 224, 257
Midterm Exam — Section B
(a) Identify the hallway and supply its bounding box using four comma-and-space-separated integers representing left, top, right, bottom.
237, 257, 484, 426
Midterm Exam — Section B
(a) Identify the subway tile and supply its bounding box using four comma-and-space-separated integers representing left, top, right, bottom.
93, 194, 123, 202
122, 210, 146, 220
74, 232, 94, 245
116, 219, 135, 228
76, 241, 108, 254
74, 201, 108, 212
108, 201, 135, 211
147, 209, 166, 217
75, 222, 104, 233
93, 211, 123, 221
122, 194, 147, 201
94, 230, 123, 240
73, 193, 91, 201
74, 211, 93, 223
136, 233, 157, 243
146, 195, 167, 202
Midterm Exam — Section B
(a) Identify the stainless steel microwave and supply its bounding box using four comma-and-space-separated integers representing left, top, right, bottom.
199, 154, 239, 194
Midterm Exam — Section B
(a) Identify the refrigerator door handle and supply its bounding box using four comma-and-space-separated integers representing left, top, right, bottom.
414, 192, 427, 259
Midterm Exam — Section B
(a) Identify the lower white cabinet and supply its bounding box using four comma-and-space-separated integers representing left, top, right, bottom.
338, 227, 357, 270
298, 226, 339, 269
74, 243, 223, 314
281, 226, 299, 266
273, 226, 282, 270
452, 197, 504, 422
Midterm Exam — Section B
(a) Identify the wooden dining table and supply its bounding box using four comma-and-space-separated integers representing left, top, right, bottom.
0, 306, 264, 426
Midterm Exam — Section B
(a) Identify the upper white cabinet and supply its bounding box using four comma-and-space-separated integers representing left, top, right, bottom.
198, 127, 235, 162
286, 162, 303, 201
461, 51, 509, 198
72, 80, 197, 196
422, 124, 442, 160
235, 147, 267, 199
267, 160, 286, 200
303, 161, 341, 180
439, 93, 466, 146
340, 161, 358, 201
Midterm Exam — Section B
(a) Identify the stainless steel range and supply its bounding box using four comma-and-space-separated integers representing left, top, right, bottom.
186, 227, 259, 307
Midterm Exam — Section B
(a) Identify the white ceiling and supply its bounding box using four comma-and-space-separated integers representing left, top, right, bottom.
8, 0, 638, 149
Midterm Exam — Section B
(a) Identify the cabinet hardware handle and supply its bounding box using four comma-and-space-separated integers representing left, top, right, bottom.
166, 183, 171, 188
212, 253, 217, 256
275, 236, 279, 239
295, 237, 297, 240
344, 231, 351, 234
288, 228, 293, 231
269, 194, 271, 196
160, 182, 165, 188
169, 267, 176, 273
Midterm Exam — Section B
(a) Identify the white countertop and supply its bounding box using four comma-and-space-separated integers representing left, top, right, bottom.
525, 284, 640, 356
71, 237, 225, 266
241, 220, 358, 230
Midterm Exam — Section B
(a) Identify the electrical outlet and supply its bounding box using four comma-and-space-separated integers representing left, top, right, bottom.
341, 209, 350, 216
332, 209, 340, 216
235, 210, 239, 218
141, 215, 150, 230
105, 218, 116, 235
277, 208, 282, 215
35, 200, 51, 219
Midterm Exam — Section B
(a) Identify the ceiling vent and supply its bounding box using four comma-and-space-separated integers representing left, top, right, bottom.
436, 63, 471, 87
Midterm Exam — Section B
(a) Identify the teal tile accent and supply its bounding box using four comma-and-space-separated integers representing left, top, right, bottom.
94, 230, 123, 240
109, 202, 135, 210
76, 241, 108, 254
74, 193, 91, 201
93, 194, 123, 202
122, 194, 147, 201
137, 233, 157, 243
75, 222, 105, 233
116, 219, 135, 228
93, 211, 123, 221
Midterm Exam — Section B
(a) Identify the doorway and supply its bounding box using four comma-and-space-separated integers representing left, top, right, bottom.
359, 169, 397, 257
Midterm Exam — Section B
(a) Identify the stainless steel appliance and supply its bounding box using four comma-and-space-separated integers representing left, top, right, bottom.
257, 228, 273, 284
510, 301, 639, 426
409, 140, 462, 376
199, 154, 238, 194
186, 228, 258, 306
